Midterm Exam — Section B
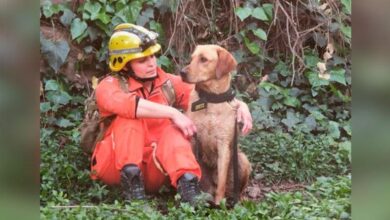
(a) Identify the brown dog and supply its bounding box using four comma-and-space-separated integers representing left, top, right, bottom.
180, 45, 251, 205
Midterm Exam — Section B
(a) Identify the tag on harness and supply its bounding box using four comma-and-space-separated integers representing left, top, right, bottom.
191, 98, 207, 112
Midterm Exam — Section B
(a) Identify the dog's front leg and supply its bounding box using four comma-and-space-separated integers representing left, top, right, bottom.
214, 142, 231, 204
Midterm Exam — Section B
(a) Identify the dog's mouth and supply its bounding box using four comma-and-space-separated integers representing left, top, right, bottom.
180, 71, 195, 84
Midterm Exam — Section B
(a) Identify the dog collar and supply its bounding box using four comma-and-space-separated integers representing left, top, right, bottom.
191, 87, 236, 112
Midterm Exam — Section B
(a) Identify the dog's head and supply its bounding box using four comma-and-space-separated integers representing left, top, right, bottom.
180, 45, 237, 84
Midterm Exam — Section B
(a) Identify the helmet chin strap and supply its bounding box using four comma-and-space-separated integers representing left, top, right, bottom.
131, 72, 157, 82
124, 67, 157, 82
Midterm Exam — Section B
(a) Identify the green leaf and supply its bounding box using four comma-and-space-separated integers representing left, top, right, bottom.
244, 37, 261, 54
41, 0, 64, 18
282, 111, 300, 130
40, 102, 51, 113
341, 0, 351, 14
266, 162, 281, 172
97, 12, 110, 24
75, 30, 89, 44
45, 80, 60, 91
252, 28, 267, 41
113, 9, 128, 24
262, 3, 274, 20
275, 61, 290, 76
41, 0, 54, 18
56, 118, 74, 128
68, 109, 83, 121
271, 102, 283, 110
157, 55, 171, 68
283, 96, 300, 107
235, 7, 252, 21
137, 8, 154, 26
40, 34, 70, 73
82, 10, 90, 20
328, 121, 340, 139
70, 18, 88, 40
105, 4, 115, 14
343, 123, 352, 136
309, 111, 326, 121
149, 21, 165, 41
329, 68, 346, 85
339, 141, 351, 162
304, 115, 317, 131
304, 53, 321, 68
59, 9, 75, 27
40, 128, 53, 142
114, 0, 127, 12
252, 7, 268, 21
260, 81, 281, 93
84, 1, 102, 20
46, 90, 72, 106
305, 71, 329, 87
128, 1, 142, 23
340, 24, 351, 39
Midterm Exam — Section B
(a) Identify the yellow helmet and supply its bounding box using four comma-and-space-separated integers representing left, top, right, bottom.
108, 23, 161, 72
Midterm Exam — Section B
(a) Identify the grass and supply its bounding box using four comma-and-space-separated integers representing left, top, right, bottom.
40, 175, 350, 219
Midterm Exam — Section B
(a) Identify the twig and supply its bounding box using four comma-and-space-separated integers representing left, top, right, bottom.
184, 18, 197, 46
50, 205, 98, 209
201, 0, 211, 24
285, 19, 297, 86
299, 22, 326, 36
220, 34, 236, 44
231, 0, 240, 50
49, 205, 139, 213
163, 1, 181, 56
277, 0, 308, 86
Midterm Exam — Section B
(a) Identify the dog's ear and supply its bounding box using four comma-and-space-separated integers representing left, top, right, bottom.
215, 46, 237, 79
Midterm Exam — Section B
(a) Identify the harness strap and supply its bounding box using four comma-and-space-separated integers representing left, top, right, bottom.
232, 119, 240, 204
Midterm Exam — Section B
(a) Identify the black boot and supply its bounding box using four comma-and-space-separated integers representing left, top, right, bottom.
120, 164, 146, 202
177, 173, 202, 206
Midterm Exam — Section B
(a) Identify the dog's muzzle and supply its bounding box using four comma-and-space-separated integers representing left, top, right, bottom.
180, 69, 188, 82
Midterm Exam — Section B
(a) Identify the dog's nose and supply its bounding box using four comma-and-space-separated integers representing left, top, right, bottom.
180, 69, 187, 79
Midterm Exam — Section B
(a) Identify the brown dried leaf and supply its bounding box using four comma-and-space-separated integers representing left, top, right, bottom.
324, 8, 332, 16
92, 76, 99, 89
40, 81, 44, 97
319, 3, 328, 11
77, 53, 84, 61
247, 186, 262, 198
326, 43, 335, 54
317, 62, 327, 74
323, 52, 332, 62
319, 72, 331, 80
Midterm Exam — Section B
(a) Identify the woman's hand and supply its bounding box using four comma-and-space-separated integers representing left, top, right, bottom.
235, 100, 253, 136
136, 98, 197, 138
170, 109, 197, 138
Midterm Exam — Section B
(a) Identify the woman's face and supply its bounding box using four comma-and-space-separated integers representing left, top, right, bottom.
129, 55, 157, 79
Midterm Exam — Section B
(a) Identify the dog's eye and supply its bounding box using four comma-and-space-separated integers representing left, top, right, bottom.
200, 57, 208, 63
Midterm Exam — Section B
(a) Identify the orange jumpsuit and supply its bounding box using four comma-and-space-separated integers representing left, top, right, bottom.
90, 67, 201, 193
